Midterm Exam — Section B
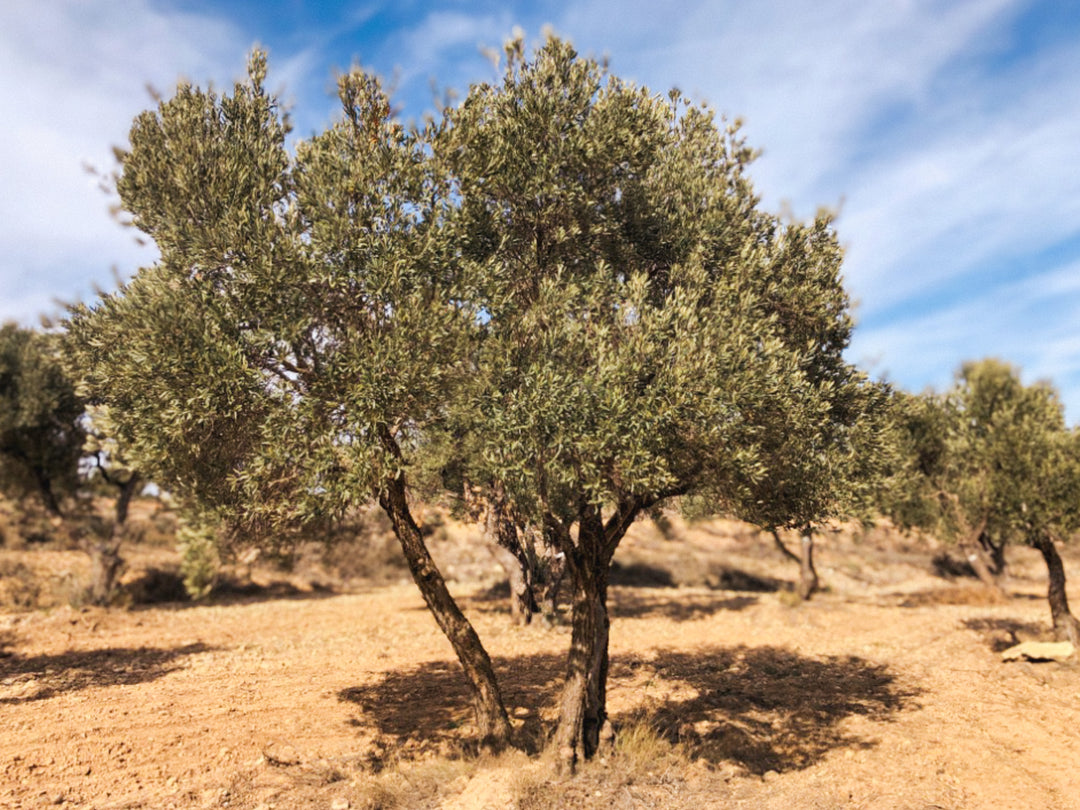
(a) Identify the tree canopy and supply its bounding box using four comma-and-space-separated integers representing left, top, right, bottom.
65, 38, 880, 762
430, 37, 882, 764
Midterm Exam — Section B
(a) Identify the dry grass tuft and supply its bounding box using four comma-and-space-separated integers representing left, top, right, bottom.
612, 713, 685, 771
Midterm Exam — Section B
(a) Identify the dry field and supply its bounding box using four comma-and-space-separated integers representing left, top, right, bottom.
1, 513, 1079, 809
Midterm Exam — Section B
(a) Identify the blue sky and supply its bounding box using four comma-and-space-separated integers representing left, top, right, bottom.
2, 1, 1079, 421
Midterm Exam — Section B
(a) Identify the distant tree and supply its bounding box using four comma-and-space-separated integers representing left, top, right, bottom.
884, 388, 1008, 589
726, 330, 892, 599
434, 36, 878, 768
885, 360, 1080, 643
80, 404, 143, 603
0, 324, 84, 518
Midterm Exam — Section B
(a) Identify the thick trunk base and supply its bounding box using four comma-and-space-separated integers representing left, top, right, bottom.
553, 561, 609, 774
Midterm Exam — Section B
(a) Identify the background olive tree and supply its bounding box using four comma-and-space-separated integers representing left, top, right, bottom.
79, 404, 143, 603
883, 359, 1080, 644
0, 323, 84, 520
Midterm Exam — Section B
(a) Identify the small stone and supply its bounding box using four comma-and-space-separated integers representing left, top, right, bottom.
263, 743, 301, 766
1001, 641, 1076, 663
330, 799, 350, 810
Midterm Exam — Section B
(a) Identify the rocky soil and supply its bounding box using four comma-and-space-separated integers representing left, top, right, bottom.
2, 516, 1078, 809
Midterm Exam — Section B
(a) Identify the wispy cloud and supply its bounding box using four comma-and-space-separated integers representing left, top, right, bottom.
2, 0, 1078, 422
0, 0, 250, 322
851, 256, 1080, 421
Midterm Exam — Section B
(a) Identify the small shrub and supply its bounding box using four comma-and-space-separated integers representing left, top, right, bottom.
0, 559, 45, 609
177, 521, 220, 599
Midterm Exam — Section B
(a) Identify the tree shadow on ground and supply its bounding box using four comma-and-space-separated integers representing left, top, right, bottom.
338, 652, 565, 763
891, 583, 1009, 608
0, 642, 213, 704
931, 552, 980, 580
467, 580, 760, 623
610, 590, 759, 620
963, 617, 1049, 652
337, 644, 917, 774
136, 575, 342, 612
638, 646, 919, 774
706, 565, 788, 593
609, 561, 677, 588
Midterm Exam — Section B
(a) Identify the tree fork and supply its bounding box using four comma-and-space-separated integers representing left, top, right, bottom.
957, 515, 1005, 595
771, 528, 801, 564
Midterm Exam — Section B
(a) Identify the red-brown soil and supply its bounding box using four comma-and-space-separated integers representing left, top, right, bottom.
2, 515, 1078, 809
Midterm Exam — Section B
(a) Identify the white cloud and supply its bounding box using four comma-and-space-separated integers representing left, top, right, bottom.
4, 0, 1079, 422
838, 37, 1080, 312
850, 257, 1080, 423
0, 0, 251, 323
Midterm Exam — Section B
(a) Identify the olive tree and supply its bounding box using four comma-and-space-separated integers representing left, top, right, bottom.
435, 37, 877, 768
886, 360, 1080, 643
738, 379, 891, 600
80, 404, 143, 603
65, 54, 512, 746
67, 40, 876, 765
0, 323, 84, 518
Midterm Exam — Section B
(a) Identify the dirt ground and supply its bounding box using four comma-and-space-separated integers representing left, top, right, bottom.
2, 515, 1079, 809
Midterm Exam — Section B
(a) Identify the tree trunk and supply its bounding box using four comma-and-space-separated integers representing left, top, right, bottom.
489, 542, 535, 626
483, 488, 537, 625
379, 474, 512, 750
549, 498, 646, 772
770, 528, 800, 564
535, 524, 566, 626
88, 536, 124, 605
553, 550, 610, 773
113, 474, 140, 526
978, 530, 1008, 579
957, 516, 1005, 594
798, 529, 820, 600
1032, 532, 1080, 647
33, 469, 63, 517
88, 474, 140, 606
